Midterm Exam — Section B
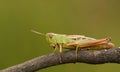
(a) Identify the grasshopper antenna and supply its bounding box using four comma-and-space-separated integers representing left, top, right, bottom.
31, 29, 45, 36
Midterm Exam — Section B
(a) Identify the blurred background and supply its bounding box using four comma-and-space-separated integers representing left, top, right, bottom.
0, 0, 120, 72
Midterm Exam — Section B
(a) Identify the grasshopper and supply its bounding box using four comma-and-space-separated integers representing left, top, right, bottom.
31, 30, 115, 63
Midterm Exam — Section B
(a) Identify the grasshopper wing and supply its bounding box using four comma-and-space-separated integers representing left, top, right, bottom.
65, 38, 113, 48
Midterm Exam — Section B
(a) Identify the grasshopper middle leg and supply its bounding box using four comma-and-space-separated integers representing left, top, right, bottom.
58, 43, 63, 63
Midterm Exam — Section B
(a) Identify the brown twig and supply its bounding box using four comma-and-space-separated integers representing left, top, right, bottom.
1, 48, 120, 72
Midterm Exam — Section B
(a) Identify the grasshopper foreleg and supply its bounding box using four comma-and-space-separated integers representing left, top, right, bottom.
53, 47, 57, 53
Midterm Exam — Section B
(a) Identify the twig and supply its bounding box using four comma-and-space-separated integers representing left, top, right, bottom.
1, 48, 120, 72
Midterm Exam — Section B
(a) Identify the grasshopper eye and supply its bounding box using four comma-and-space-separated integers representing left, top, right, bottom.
46, 33, 55, 38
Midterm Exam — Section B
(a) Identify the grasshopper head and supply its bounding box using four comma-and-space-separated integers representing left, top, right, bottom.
45, 33, 57, 44
46, 33, 58, 49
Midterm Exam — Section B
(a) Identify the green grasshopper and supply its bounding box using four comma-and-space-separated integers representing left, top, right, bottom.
31, 30, 115, 63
